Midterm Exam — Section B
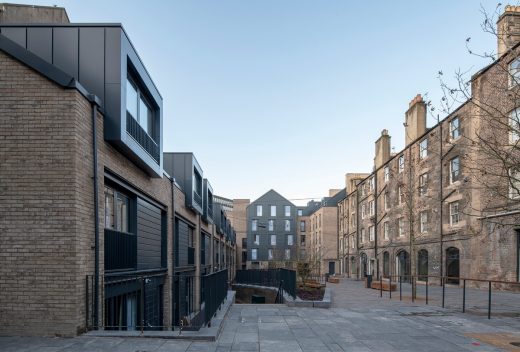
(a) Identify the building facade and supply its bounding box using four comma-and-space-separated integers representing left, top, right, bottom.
246, 190, 298, 269
0, 4, 235, 336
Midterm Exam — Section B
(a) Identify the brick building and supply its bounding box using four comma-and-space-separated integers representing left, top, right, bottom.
0, 4, 235, 336
337, 6, 520, 286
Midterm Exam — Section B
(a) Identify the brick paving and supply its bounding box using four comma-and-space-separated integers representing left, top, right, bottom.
2, 278, 520, 351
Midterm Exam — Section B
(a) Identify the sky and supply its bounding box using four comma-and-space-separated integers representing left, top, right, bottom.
19, 0, 503, 204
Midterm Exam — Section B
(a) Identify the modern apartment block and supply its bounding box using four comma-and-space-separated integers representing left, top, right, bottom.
246, 190, 298, 269
337, 5, 520, 285
0, 4, 235, 336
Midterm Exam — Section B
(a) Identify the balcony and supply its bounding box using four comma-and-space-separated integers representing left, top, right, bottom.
126, 113, 160, 163
104, 229, 137, 271
193, 191, 203, 210
188, 246, 195, 265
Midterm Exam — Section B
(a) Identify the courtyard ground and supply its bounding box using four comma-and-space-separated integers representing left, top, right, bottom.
1, 278, 520, 351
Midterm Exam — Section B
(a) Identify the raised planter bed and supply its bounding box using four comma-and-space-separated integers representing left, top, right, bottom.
371, 280, 397, 292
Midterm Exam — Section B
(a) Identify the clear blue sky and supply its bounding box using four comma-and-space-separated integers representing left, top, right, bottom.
21, 0, 501, 204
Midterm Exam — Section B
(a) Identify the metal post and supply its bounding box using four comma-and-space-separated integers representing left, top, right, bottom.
462, 279, 466, 313
412, 277, 415, 303
426, 276, 428, 305
380, 276, 383, 298
488, 281, 491, 319
399, 276, 402, 301
389, 276, 392, 299
442, 277, 445, 308
85, 276, 89, 329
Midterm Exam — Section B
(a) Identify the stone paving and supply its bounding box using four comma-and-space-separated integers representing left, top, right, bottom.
1, 278, 520, 351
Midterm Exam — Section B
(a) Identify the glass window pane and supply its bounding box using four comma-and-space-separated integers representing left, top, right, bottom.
126, 79, 138, 119
139, 97, 150, 134
104, 187, 114, 229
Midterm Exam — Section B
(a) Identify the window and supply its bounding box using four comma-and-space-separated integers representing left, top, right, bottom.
254, 234, 260, 246
420, 211, 428, 233
450, 202, 460, 225
398, 155, 405, 173
369, 177, 375, 191
268, 220, 274, 231
251, 249, 257, 260
297, 209, 303, 216
398, 186, 404, 204
383, 222, 389, 240
361, 228, 365, 243
268, 249, 273, 260
285, 249, 291, 260
270, 205, 276, 217
351, 215, 356, 228
384, 193, 390, 211
127, 77, 153, 138
510, 108, 520, 144
419, 138, 428, 159
287, 234, 294, 246
369, 200, 375, 216
361, 204, 366, 219
369, 226, 375, 241
256, 205, 263, 216
509, 168, 520, 199
509, 57, 520, 88
252, 220, 257, 231
104, 186, 130, 233
285, 220, 291, 231
351, 235, 355, 248
300, 220, 306, 232
450, 157, 460, 183
384, 166, 389, 182
270, 234, 276, 246
398, 218, 404, 237
450, 117, 460, 139
360, 184, 366, 197
285, 205, 291, 217
419, 173, 428, 196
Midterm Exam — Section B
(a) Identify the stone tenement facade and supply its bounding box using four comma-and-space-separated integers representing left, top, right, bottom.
338, 6, 520, 286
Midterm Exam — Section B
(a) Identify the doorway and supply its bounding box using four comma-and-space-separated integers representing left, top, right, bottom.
396, 250, 410, 283
446, 247, 460, 284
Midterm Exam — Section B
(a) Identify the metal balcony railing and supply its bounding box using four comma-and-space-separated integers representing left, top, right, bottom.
193, 191, 202, 208
126, 113, 160, 163
104, 229, 136, 271
188, 247, 195, 265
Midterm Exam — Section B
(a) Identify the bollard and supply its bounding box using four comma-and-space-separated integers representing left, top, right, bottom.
462, 280, 466, 313
389, 276, 392, 299
380, 276, 383, 298
399, 276, 402, 301
488, 281, 491, 319
442, 277, 445, 308
426, 276, 428, 305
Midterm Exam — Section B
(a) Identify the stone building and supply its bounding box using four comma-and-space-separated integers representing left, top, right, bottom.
338, 5, 520, 285
0, 4, 235, 336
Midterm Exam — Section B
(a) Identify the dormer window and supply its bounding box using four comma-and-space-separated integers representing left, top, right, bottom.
509, 57, 520, 88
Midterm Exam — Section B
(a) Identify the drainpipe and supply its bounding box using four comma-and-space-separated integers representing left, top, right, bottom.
374, 174, 378, 280
439, 124, 444, 285
89, 95, 100, 330
170, 177, 176, 331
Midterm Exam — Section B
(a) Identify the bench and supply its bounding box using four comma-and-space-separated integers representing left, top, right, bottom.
328, 277, 340, 284
303, 280, 322, 289
371, 280, 397, 291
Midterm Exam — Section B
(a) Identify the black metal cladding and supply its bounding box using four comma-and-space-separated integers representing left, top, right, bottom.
0, 24, 163, 177
136, 198, 163, 270
202, 179, 214, 224
164, 153, 204, 214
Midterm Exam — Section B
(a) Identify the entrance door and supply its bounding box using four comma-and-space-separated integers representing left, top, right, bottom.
360, 253, 368, 277
328, 261, 336, 275
396, 250, 410, 283
417, 249, 428, 281
446, 247, 460, 284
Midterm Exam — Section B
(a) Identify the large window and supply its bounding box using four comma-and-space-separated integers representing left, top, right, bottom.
284, 220, 291, 231
368, 226, 374, 241
297, 209, 303, 216
270, 234, 276, 246
419, 138, 428, 159
268, 249, 273, 260
369, 200, 375, 216
256, 205, 263, 216
270, 205, 276, 217
361, 228, 365, 243
509, 57, 520, 88
300, 220, 306, 232
420, 211, 428, 233
252, 220, 257, 231
383, 222, 389, 240
268, 219, 274, 231
450, 202, 460, 225
384, 193, 390, 211
398, 218, 404, 237
384, 166, 389, 182
253, 234, 260, 246
287, 234, 294, 246
510, 108, 520, 144
419, 173, 428, 196
509, 168, 520, 199
285, 205, 291, 217
126, 77, 153, 138
450, 157, 460, 183
251, 249, 257, 260
398, 155, 405, 173
450, 117, 460, 139
104, 186, 130, 233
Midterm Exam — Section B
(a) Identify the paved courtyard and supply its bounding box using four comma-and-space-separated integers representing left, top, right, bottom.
1, 278, 520, 351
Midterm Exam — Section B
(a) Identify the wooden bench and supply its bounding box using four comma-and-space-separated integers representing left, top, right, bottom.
371, 280, 397, 291
302, 280, 322, 289
328, 277, 340, 284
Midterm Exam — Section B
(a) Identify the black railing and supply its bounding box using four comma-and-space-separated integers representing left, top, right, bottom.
373, 274, 520, 319
193, 191, 203, 208
203, 269, 228, 327
207, 205, 213, 220
104, 229, 137, 271
188, 247, 195, 265
126, 113, 160, 163
235, 269, 296, 299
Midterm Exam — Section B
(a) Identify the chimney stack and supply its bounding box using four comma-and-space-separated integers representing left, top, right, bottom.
497, 5, 520, 57
374, 129, 391, 169
404, 94, 426, 146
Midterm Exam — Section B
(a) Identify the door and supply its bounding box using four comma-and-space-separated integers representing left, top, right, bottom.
446, 247, 460, 284
328, 261, 336, 275
360, 253, 367, 277
417, 249, 428, 281
396, 250, 410, 283
383, 252, 389, 278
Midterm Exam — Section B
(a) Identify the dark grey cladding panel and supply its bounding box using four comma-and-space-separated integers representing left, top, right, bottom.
1, 27, 25, 47
175, 218, 189, 267
105, 27, 121, 84
27, 27, 51, 63
52, 27, 78, 79
137, 197, 162, 270
79, 27, 104, 104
